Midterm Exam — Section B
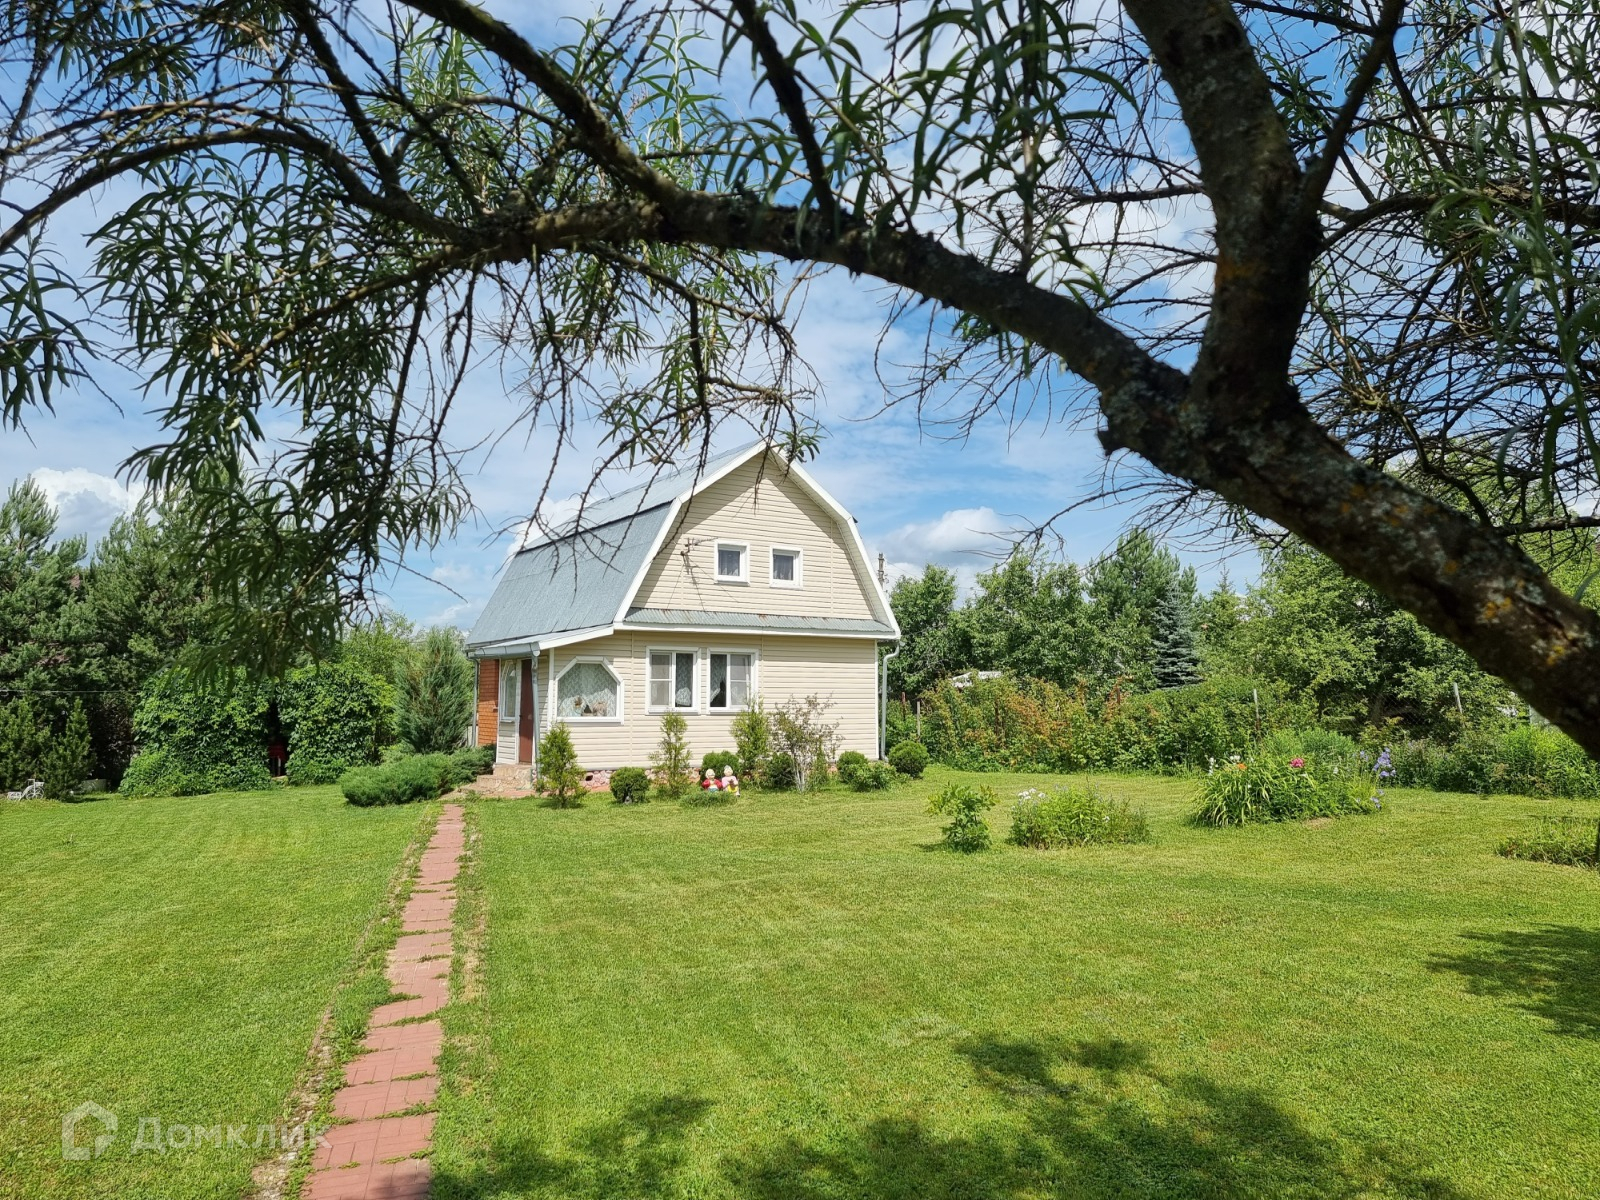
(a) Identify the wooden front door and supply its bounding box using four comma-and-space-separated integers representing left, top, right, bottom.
518, 658, 535, 764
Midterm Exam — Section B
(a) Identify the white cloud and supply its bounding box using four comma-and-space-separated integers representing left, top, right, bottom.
28, 467, 145, 545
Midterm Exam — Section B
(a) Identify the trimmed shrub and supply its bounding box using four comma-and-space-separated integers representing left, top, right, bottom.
765, 751, 798, 791
850, 761, 897, 791
836, 750, 869, 786
888, 740, 929, 778
609, 766, 651, 804
928, 783, 997, 852
538, 723, 585, 807
1009, 785, 1150, 848
1498, 815, 1600, 868
340, 755, 450, 807
701, 750, 741, 778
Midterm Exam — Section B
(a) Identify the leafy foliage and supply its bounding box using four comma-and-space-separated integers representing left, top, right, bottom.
538, 723, 586, 808
730, 700, 770, 781
129, 668, 273, 790
928, 783, 997, 853
1008, 785, 1150, 848
849, 761, 897, 792
278, 663, 394, 785
835, 750, 869, 786
1193, 754, 1383, 827
764, 751, 798, 792
1498, 816, 1600, 869
608, 766, 650, 804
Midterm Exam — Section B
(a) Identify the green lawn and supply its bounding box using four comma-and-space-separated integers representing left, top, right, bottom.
433, 769, 1600, 1200
0, 787, 425, 1200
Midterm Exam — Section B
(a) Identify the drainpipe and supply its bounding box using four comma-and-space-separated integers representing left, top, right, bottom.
880, 643, 900, 761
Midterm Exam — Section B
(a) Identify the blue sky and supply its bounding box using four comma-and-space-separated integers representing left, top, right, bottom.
3, 262, 1253, 632
1, 0, 1260, 631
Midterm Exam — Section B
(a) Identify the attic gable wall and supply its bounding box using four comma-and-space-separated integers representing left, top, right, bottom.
631, 455, 877, 620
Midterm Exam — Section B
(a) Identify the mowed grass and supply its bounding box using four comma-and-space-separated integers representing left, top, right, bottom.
434, 768, 1600, 1200
0, 787, 424, 1200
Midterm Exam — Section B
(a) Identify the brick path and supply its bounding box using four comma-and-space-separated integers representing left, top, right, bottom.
302, 804, 465, 1200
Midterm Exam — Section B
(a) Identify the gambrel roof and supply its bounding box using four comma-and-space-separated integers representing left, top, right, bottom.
466, 442, 899, 655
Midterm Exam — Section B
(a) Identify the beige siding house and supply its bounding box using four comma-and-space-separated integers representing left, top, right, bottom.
467, 443, 899, 777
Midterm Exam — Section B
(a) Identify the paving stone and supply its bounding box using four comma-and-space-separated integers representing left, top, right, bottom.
301, 1155, 430, 1199
331, 1076, 439, 1122
389, 932, 449, 962
313, 1114, 436, 1172
361, 1019, 443, 1054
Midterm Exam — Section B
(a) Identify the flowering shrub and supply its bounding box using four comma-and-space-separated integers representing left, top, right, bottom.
1194, 751, 1385, 826
1009, 785, 1150, 848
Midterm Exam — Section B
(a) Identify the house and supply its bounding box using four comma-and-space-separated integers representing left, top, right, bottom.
466, 442, 901, 777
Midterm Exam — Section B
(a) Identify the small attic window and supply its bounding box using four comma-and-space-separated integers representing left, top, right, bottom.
715, 541, 748, 583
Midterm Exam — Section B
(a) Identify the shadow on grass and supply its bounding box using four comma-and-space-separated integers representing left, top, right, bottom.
1430, 925, 1600, 1038
434, 1038, 1467, 1200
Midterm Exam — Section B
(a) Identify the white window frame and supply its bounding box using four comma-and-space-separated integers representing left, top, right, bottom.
769, 545, 804, 589
553, 656, 624, 724
647, 646, 699, 712
706, 648, 758, 712
713, 540, 750, 585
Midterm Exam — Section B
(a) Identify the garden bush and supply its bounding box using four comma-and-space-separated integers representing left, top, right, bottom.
130, 668, 273, 790
888, 740, 929, 778
609, 766, 650, 804
278, 662, 393, 784
928, 783, 997, 852
119, 748, 205, 798
1386, 725, 1600, 799
339, 755, 451, 807
451, 744, 495, 781
1009, 785, 1150, 847
835, 750, 869, 785
1193, 752, 1382, 826
701, 750, 741, 779
764, 751, 798, 791
1498, 815, 1600, 868
203, 761, 275, 793
850, 761, 897, 791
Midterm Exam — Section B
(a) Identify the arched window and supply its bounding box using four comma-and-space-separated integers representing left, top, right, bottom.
556, 659, 622, 721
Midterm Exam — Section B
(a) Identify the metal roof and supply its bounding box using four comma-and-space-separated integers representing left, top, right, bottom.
467, 509, 669, 649
525, 442, 761, 551
622, 608, 896, 637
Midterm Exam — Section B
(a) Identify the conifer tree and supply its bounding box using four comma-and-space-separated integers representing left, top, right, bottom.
1151, 584, 1202, 690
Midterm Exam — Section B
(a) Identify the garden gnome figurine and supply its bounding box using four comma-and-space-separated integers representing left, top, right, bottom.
722, 765, 739, 796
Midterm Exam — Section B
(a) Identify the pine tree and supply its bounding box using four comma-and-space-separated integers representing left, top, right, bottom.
1150, 583, 1202, 690
43, 700, 93, 799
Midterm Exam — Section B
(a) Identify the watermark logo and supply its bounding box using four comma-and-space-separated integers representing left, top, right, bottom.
61, 1101, 117, 1161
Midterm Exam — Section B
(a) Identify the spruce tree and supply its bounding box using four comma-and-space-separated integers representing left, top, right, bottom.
1151, 583, 1202, 690
43, 700, 93, 799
